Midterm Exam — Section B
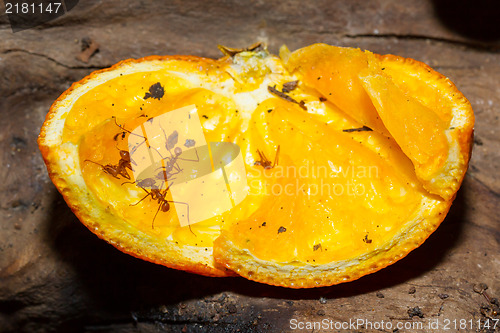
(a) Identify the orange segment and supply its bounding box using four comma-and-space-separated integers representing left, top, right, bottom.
360, 54, 474, 199
214, 99, 434, 287
373, 55, 454, 124
359, 71, 449, 193
284, 44, 388, 135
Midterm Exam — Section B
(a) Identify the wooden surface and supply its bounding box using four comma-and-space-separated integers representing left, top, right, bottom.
0, 1, 499, 332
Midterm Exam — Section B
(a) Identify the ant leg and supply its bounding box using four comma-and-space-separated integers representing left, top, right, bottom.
114, 117, 163, 163
129, 140, 146, 156
151, 203, 162, 229
84, 159, 105, 167
114, 142, 122, 152
168, 201, 195, 236
167, 170, 181, 181
164, 180, 176, 191
130, 188, 151, 206
130, 141, 166, 163
177, 147, 200, 162
168, 201, 190, 224
156, 177, 175, 190
172, 161, 183, 174
119, 169, 131, 179
151, 147, 167, 160
84, 160, 121, 179
112, 117, 146, 140
102, 169, 121, 179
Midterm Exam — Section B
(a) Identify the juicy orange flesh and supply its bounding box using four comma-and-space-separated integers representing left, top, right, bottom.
375, 56, 453, 124
63, 69, 201, 144
360, 72, 449, 174
222, 100, 427, 263
285, 44, 451, 198
284, 45, 388, 135
65, 54, 439, 263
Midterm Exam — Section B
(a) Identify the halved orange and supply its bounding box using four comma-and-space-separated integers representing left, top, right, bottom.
38, 43, 474, 287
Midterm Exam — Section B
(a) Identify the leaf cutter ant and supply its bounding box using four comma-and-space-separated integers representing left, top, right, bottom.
84, 146, 134, 180
154, 127, 199, 182
131, 184, 191, 233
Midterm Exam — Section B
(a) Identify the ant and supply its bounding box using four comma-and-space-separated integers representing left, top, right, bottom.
131, 184, 191, 232
155, 127, 199, 181
83, 117, 147, 180
155, 146, 187, 179
84, 147, 133, 180
254, 145, 280, 169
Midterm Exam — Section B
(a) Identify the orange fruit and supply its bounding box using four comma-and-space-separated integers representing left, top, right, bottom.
38, 43, 474, 287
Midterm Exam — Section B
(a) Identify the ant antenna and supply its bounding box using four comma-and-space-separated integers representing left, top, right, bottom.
112, 116, 147, 139
83, 159, 105, 168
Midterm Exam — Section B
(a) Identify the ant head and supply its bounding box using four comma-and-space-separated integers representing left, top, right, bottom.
174, 147, 182, 156
120, 150, 130, 160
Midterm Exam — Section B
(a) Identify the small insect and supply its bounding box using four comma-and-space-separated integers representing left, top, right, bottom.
155, 128, 199, 182
131, 185, 191, 232
84, 147, 133, 180
254, 145, 280, 169
84, 159, 130, 179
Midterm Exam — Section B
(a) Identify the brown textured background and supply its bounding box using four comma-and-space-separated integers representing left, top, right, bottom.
0, 1, 499, 332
